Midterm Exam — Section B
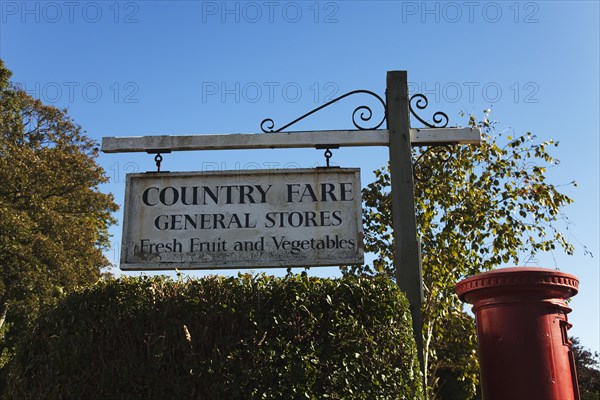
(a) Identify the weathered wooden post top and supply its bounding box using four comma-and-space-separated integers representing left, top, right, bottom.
102, 71, 482, 375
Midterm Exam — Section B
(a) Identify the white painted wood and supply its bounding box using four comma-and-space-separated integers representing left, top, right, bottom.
410, 127, 481, 146
101, 128, 481, 153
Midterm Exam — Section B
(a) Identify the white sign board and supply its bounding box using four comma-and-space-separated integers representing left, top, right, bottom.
121, 168, 363, 270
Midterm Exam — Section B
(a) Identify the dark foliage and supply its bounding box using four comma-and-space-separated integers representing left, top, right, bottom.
5, 274, 423, 400
572, 337, 600, 400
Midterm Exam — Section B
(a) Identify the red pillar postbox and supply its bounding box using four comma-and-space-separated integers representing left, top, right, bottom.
456, 267, 580, 400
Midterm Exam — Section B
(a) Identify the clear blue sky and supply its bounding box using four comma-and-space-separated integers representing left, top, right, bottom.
1, 1, 598, 352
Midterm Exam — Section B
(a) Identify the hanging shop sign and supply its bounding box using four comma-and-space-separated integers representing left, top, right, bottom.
120, 168, 363, 270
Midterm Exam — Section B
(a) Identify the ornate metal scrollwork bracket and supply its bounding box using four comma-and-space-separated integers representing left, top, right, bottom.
409, 93, 449, 129
408, 93, 452, 181
260, 90, 386, 133
413, 145, 452, 182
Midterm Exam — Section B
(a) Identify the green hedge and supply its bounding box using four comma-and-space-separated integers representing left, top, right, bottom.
5, 274, 423, 399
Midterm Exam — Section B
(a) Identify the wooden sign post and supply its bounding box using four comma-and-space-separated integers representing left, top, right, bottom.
102, 70, 481, 377
386, 71, 426, 370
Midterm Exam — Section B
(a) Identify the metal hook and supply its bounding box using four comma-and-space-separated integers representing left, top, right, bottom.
154, 153, 163, 172
146, 149, 171, 173
324, 148, 333, 168
315, 145, 340, 168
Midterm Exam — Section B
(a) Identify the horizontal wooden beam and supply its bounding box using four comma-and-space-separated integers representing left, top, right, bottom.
101, 127, 481, 153
410, 127, 481, 146
102, 130, 386, 153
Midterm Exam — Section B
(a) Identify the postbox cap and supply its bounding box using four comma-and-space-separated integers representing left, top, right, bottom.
456, 266, 579, 304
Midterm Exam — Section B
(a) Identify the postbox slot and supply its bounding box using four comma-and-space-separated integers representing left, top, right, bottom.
559, 319, 572, 347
